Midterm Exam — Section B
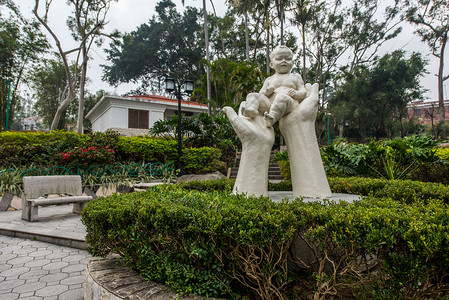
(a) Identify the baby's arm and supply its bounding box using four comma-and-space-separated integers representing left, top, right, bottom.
288, 74, 307, 101
259, 77, 276, 96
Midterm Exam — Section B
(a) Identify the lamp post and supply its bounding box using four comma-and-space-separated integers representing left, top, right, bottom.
326, 112, 331, 145
165, 77, 194, 175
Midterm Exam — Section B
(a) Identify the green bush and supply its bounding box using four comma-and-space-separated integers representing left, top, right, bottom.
115, 136, 178, 163
411, 161, 449, 184
82, 185, 449, 299
177, 178, 234, 192
181, 147, 222, 174
0, 131, 226, 175
82, 185, 298, 298
272, 151, 291, 180
329, 176, 449, 204
320, 136, 439, 180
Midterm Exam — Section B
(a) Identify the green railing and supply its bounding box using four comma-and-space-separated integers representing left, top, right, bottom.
0, 162, 174, 178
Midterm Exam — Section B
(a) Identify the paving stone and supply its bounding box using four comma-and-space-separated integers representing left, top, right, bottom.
19, 269, 49, 280
8, 255, 35, 265
29, 249, 53, 257
0, 275, 5, 282
0, 254, 17, 263
0, 279, 25, 290
0, 245, 20, 253
12, 247, 38, 255
12, 280, 46, 293
24, 258, 52, 268
0, 292, 19, 300
61, 274, 85, 285
58, 287, 84, 300
24, 277, 39, 283
62, 254, 87, 263
45, 252, 69, 260
39, 272, 69, 283
19, 297, 42, 300
42, 261, 69, 270
62, 263, 87, 273
20, 291, 34, 297
35, 284, 68, 297
1, 266, 30, 277
0, 263, 13, 272
69, 283, 83, 289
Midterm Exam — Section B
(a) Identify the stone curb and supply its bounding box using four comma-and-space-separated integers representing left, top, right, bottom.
84, 254, 223, 300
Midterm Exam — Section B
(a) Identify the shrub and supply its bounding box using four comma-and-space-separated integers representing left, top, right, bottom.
177, 178, 234, 192
215, 139, 236, 168
56, 146, 116, 166
272, 151, 291, 180
328, 176, 449, 204
115, 136, 178, 163
182, 147, 222, 174
82, 185, 449, 299
320, 136, 440, 180
82, 185, 298, 298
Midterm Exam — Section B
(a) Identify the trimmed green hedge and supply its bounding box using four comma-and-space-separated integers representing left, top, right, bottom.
328, 176, 449, 204
82, 184, 449, 298
180, 177, 449, 204
82, 185, 298, 298
0, 131, 224, 174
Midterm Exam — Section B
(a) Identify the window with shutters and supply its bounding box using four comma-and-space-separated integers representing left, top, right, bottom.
128, 109, 149, 129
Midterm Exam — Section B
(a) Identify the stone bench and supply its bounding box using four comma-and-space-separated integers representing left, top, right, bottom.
21, 175, 93, 222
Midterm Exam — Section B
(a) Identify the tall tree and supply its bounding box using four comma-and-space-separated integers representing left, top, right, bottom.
33, 0, 117, 133
405, 0, 449, 138
0, 3, 48, 131
103, 0, 203, 96
31, 57, 78, 130
331, 51, 426, 140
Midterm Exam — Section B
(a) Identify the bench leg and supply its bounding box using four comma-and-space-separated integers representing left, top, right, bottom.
21, 198, 39, 222
22, 205, 39, 222
21, 204, 31, 221
73, 202, 87, 214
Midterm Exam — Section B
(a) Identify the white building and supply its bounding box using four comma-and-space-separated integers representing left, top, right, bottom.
86, 94, 208, 136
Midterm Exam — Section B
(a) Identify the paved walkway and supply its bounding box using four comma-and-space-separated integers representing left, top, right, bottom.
0, 235, 90, 300
0, 206, 89, 300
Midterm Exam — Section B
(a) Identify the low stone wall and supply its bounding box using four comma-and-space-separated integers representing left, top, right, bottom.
84, 254, 220, 300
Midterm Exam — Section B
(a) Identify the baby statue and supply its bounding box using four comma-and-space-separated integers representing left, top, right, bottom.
242, 45, 306, 127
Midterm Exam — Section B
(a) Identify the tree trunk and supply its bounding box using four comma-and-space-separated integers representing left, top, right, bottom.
203, 0, 212, 115
77, 46, 88, 134
244, 10, 250, 60
279, 0, 284, 45
438, 33, 447, 139
302, 23, 306, 82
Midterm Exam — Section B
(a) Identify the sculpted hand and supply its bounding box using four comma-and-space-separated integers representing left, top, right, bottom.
222, 103, 275, 197
279, 83, 332, 198
282, 83, 319, 124
223, 103, 274, 146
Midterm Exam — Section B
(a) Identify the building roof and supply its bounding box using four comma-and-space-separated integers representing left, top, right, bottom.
127, 95, 208, 108
86, 94, 208, 120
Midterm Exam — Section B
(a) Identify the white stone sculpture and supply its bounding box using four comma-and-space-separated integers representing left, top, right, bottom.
242, 46, 307, 127
223, 46, 331, 198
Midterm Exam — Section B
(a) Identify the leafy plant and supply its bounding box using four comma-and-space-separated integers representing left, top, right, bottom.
56, 146, 116, 166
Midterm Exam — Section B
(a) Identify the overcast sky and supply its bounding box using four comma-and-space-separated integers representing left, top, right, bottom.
11, 0, 449, 101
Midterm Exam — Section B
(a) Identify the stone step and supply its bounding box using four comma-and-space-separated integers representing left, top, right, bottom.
229, 151, 284, 180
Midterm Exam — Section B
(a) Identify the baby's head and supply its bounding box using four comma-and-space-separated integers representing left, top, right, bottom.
269, 46, 294, 74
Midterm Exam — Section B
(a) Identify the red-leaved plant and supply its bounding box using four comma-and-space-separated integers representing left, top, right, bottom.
57, 146, 115, 166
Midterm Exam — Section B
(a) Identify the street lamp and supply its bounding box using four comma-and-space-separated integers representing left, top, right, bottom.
165, 77, 194, 175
